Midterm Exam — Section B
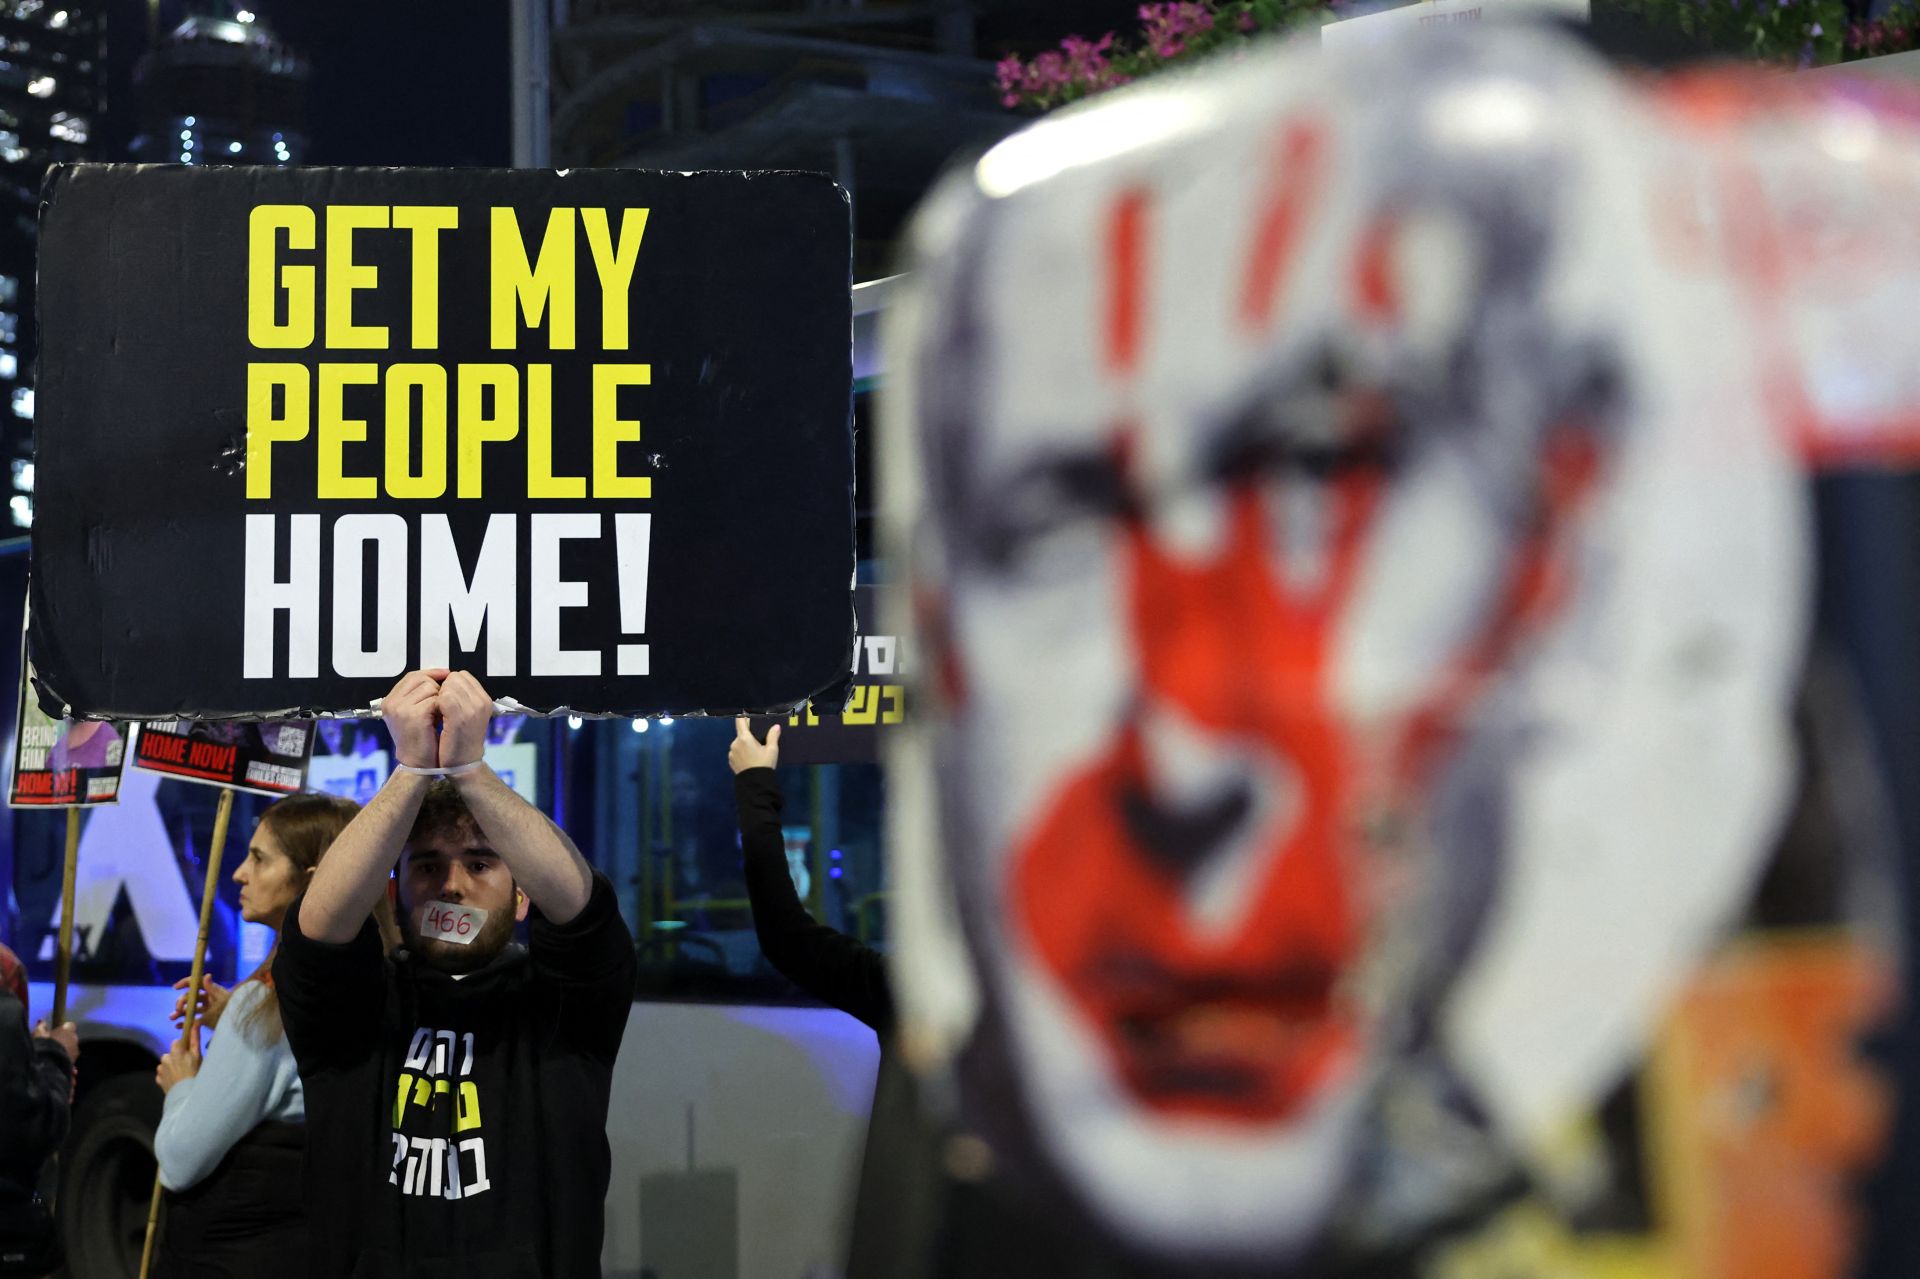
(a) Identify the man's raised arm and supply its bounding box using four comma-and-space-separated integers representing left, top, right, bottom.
297, 669, 445, 943
436, 671, 595, 924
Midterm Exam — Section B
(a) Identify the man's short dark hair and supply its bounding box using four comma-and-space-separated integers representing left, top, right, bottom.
408, 778, 478, 847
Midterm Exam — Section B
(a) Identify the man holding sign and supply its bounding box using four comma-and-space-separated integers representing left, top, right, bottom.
274, 668, 634, 1278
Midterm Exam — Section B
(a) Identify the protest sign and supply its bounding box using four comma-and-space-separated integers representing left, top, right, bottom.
132, 718, 315, 796
9, 653, 128, 807
30, 165, 855, 720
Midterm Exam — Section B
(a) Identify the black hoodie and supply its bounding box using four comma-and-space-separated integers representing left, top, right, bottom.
275, 872, 635, 1279
733, 767, 893, 1034
0, 991, 69, 1204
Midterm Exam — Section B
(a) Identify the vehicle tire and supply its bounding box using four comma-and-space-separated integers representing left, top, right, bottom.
57, 1073, 161, 1279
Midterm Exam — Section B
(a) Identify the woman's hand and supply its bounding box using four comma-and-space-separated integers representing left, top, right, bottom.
170, 977, 231, 1031
729, 718, 780, 774
155, 1033, 201, 1094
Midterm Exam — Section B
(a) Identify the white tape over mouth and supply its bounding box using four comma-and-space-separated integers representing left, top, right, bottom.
416, 900, 488, 946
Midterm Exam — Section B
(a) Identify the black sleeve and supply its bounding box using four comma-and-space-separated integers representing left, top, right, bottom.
735, 768, 895, 1036
530, 871, 636, 1062
0, 994, 70, 1169
273, 891, 388, 1072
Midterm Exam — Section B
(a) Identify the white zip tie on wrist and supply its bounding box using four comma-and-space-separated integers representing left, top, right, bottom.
393, 761, 486, 777
369, 697, 514, 715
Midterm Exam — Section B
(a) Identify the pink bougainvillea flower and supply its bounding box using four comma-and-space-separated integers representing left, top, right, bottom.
1029, 49, 1069, 92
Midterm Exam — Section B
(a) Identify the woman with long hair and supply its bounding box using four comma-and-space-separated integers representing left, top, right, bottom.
150, 792, 368, 1278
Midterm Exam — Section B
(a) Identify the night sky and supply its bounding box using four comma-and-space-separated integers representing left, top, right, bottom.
266, 0, 511, 167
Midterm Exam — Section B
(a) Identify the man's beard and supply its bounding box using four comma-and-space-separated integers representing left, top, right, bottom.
402, 899, 518, 973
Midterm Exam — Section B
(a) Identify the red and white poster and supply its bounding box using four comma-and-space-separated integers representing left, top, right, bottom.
133, 718, 315, 796
881, 25, 1919, 1276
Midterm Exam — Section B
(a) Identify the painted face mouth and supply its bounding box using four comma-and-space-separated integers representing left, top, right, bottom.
1094, 949, 1353, 1120
1013, 732, 1362, 1125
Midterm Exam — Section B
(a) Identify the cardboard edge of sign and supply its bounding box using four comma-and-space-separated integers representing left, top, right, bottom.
24, 665, 860, 725
22, 582, 860, 721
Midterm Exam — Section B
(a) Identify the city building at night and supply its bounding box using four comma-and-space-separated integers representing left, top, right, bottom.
129, 10, 307, 168
0, 0, 106, 527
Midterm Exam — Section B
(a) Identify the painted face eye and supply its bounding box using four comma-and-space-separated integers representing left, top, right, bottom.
1207, 367, 1405, 490
972, 449, 1136, 578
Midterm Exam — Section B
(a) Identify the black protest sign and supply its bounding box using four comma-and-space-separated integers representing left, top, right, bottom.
133, 719, 315, 796
31, 165, 855, 719
9, 654, 128, 807
755, 586, 904, 765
